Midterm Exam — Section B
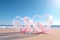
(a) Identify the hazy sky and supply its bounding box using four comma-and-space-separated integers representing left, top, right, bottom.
0, 0, 60, 25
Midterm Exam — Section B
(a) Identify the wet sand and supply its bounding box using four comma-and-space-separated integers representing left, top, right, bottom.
0, 28, 60, 40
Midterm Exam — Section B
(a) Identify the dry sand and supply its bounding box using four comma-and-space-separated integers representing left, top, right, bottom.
0, 28, 60, 40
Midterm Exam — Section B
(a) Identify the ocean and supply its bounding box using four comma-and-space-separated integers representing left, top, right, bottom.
0, 25, 60, 28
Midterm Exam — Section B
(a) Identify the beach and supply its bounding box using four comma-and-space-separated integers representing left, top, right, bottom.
0, 28, 60, 40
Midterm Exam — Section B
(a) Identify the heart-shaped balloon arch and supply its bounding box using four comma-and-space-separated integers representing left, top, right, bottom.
12, 14, 53, 34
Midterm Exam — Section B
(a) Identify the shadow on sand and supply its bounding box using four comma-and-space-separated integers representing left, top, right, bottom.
0, 32, 48, 40
0, 32, 40, 40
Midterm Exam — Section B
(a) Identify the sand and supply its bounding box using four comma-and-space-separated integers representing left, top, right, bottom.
0, 28, 60, 40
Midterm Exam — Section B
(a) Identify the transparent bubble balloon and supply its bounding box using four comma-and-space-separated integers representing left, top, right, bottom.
12, 14, 53, 34
12, 16, 21, 32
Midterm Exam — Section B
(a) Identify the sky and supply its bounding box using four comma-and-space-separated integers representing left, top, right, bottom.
0, 0, 60, 25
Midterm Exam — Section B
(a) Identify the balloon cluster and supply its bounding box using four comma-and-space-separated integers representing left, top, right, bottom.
12, 14, 53, 34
